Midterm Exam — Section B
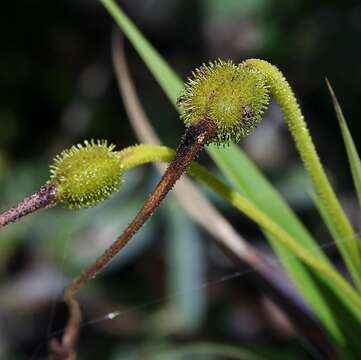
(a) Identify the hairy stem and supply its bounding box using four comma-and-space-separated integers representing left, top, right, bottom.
49, 119, 217, 358
121, 144, 361, 313
0, 183, 57, 227
243, 59, 361, 290
48, 143, 361, 357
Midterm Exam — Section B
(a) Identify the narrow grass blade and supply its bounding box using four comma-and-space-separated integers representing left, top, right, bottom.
310, 190, 361, 289
100, 0, 361, 355
166, 204, 206, 330
326, 79, 361, 207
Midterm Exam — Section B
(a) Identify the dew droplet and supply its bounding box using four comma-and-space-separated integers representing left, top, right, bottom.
106, 311, 120, 320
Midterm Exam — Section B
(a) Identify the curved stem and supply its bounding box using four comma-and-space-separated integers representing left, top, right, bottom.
119, 144, 361, 313
49, 120, 217, 358
243, 59, 361, 290
191, 164, 361, 311
48, 143, 361, 357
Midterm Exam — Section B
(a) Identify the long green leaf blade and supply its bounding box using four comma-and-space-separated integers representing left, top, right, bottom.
326, 79, 361, 206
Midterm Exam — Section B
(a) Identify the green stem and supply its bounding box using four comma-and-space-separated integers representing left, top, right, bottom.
117, 144, 361, 314
243, 59, 361, 290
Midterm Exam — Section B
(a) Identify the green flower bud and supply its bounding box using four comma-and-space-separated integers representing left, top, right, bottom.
50, 140, 123, 209
177, 60, 270, 145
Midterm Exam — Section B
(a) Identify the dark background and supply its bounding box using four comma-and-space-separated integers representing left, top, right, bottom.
0, 1, 361, 359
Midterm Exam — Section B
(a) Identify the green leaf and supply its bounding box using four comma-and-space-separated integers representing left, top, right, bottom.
165, 203, 206, 331
100, 0, 361, 355
326, 79, 361, 207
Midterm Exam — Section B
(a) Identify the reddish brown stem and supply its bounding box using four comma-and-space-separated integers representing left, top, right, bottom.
49, 119, 217, 359
0, 183, 57, 227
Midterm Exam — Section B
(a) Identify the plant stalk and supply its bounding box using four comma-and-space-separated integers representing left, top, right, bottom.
243, 59, 361, 290
120, 144, 361, 313
49, 119, 217, 359
0, 183, 57, 227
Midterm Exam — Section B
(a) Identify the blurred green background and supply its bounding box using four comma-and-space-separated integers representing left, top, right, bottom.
0, 0, 360, 359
